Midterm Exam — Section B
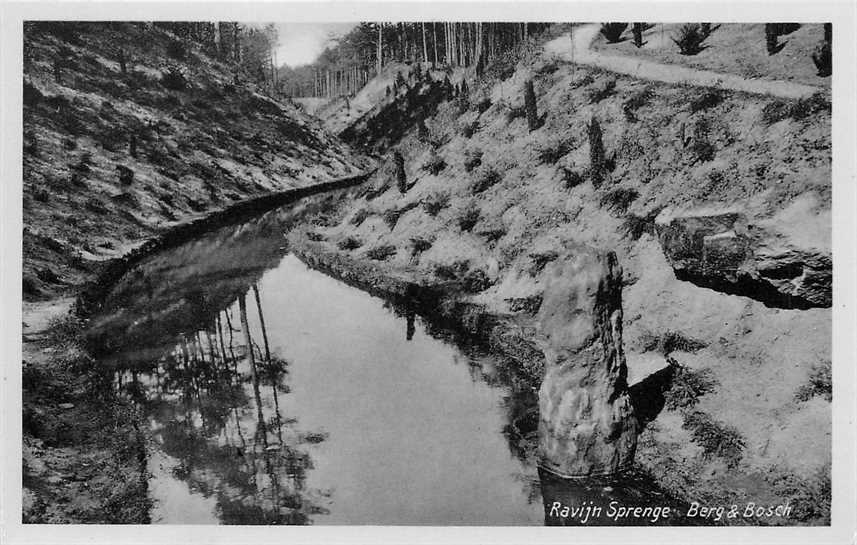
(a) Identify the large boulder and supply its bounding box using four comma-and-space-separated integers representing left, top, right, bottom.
536, 245, 638, 477
654, 203, 831, 309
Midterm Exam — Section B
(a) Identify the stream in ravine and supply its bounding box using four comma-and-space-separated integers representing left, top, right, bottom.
85, 189, 691, 526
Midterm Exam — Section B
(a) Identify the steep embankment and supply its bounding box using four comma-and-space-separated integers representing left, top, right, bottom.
291, 28, 831, 524
22, 22, 371, 302
21, 22, 372, 523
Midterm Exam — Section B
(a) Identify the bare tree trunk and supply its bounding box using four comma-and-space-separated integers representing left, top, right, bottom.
432, 22, 438, 67
252, 284, 272, 364
422, 22, 428, 64
238, 294, 265, 424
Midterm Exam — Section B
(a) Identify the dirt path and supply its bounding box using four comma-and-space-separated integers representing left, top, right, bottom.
544, 24, 823, 99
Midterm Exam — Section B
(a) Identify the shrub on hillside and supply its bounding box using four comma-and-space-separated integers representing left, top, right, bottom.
600, 23, 628, 43
682, 411, 746, 467
460, 120, 479, 138
761, 93, 830, 124
464, 149, 483, 172
664, 366, 718, 410
505, 104, 528, 124
559, 167, 585, 189
672, 23, 708, 55
795, 360, 832, 402
409, 237, 433, 257
622, 207, 663, 240
505, 295, 543, 315
166, 39, 187, 60
689, 117, 715, 163
160, 68, 187, 91
587, 78, 617, 103
422, 192, 450, 216
528, 251, 559, 276
350, 208, 371, 226
689, 88, 725, 113
366, 244, 397, 261
117, 165, 134, 185
462, 268, 494, 293
476, 97, 492, 114
471, 167, 503, 194
600, 187, 639, 214
477, 227, 506, 244
812, 40, 832, 77
623, 86, 653, 121
537, 138, 573, 164
338, 236, 363, 251
422, 151, 447, 175
458, 207, 480, 232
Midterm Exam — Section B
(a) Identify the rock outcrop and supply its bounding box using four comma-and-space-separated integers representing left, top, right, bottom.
655, 205, 831, 309
536, 245, 638, 477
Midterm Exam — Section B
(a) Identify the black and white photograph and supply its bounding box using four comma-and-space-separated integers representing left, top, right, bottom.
2, 2, 856, 543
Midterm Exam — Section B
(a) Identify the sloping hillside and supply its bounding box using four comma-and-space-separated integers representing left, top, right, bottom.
290, 26, 831, 523
22, 22, 371, 301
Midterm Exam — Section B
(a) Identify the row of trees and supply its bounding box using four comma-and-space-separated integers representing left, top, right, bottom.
283, 22, 550, 98
148, 22, 281, 91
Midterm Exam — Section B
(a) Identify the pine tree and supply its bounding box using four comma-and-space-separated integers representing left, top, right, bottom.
632, 23, 644, 48
394, 151, 407, 193
524, 79, 539, 131
588, 116, 605, 188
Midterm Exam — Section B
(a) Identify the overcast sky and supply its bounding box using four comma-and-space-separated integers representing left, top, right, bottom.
274, 23, 358, 68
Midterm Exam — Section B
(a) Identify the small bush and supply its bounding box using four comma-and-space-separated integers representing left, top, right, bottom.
682, 410, 746, 467
33, 187, 50, 203
476, 97, 492, 114
422, 192, 450, 216
761, 93, 830, 125
528, 251, 559, 275
689, 117, 715, 163
464, 149, 483, 172
672, 23, 708, 55
560, 167, 585, 189
460, 120, 479, 138
623, 86, 653, 121
506, 295, 543, 315
166, 39, 187, 60
689, 89, 725, 113
645, 330, 708, 354
622, 207, 663, 240
795, 360, 832, 402
23, 80, 42, 108
366, 244, 397, 261
664, 366, 718, 410
160, 68, 187, 91
472, 167, 502, 194
458, 207, 480, 232
812, 38, 832, 77
537, 138, 573, 164
462, 268, 494, 293
505, 104, 528, 123
306, 231, 326, 242
587, 78, 617, 103
422, 151, 447, 175
117, 165, 134, 185
600, 187, 639, 214
600, 23, 628, 43
382, 208, 402, 229
478, 227, 506, 244
350, 208, 371, 226
338, 236, 363, 251
410, 237, 433, 256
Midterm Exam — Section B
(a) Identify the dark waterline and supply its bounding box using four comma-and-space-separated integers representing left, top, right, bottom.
88, 194, 692, 526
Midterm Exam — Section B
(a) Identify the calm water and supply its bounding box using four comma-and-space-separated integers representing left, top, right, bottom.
87, 192, 687, 526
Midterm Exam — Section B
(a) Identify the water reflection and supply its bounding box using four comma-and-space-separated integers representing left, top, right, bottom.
89, 192, 681, 525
